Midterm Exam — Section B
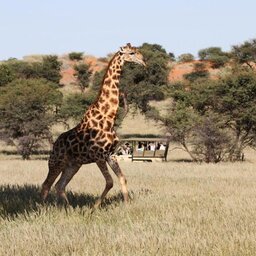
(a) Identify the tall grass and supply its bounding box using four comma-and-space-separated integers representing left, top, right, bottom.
0, 155, 256, 255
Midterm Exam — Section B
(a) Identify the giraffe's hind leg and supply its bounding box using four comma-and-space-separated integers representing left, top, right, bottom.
107, 156, 129, 203
94, 160, 113, 208
54, 163, 81, 204
41, 159, 63, 202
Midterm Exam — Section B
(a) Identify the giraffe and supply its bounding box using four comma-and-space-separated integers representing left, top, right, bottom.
41, 43, 146, 208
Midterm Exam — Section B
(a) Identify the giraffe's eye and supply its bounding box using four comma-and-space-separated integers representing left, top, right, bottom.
130, 52, 135, 55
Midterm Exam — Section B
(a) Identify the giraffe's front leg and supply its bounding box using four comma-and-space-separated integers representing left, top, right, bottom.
107, 155, 129, 203
94, 160, 114, 209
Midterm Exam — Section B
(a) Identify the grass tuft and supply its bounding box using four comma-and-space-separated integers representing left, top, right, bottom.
1, 158, 256, 255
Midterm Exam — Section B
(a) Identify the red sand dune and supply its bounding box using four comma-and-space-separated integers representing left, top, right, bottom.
169, 60, 220, 82
60, 57, 227, 86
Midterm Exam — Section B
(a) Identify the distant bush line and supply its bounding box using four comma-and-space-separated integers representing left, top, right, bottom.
0, 39, 256, 162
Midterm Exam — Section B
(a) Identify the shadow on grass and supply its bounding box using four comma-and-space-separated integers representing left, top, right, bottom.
170, 158, 194, 163
0, 184, 124, 220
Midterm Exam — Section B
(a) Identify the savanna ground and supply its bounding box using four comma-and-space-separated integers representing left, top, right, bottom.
0, 146, 256, 256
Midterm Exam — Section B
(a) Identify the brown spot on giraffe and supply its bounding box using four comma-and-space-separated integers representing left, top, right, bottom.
102, 103, 110, 114
96, 114, 103, 120
112, 89, 118, 96
108, 110, 116, 119
107, 133, 114, 141
110, 98, 118, 105
104, 120, 112, 131
41, 43, 146, 208
104, 78, 111, 86
98, 97, 104, 104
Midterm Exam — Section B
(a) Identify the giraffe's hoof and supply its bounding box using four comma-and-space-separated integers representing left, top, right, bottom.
40, 189, 49, 202
93, 199, 101, 209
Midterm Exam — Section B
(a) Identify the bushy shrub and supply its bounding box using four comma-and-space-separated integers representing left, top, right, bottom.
156, 70, 256, 162
0, 79, 62, 159
74, 63, 93, 92
68, 52, 84, 61
178, 53, 194, 63
198, 47, 229, 68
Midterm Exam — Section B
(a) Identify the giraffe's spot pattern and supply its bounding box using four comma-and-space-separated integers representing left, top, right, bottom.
48, 51, 126, 164
41, 47, 144, 207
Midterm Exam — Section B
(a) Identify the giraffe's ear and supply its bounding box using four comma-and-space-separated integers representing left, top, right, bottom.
120, 46, 124, 53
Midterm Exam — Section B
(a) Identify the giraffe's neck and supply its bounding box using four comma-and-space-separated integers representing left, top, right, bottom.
96, 52, 124, 117
80, 52, 124, 130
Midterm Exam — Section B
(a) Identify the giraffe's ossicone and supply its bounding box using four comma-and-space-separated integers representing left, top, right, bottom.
41, 43, 146, 207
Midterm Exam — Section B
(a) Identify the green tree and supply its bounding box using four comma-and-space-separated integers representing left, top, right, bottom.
155, 69, 256, 162
40, 55, 62, 84
232, 38, 256, 69
68, 52, 84, 61
0, 79, 62, 159
178, 53, 194, 63
190, 112, 231, 163
74, 63, 93, 92
162, 102, 200, 161
214, 70, 256, 160
198, 47, 229, 68
91, 69, 104, 92
0, 56, 62, 85
168, 52, 176, 62
8, 60, 42, 80
59, 92, 96, 122
119, 43, 169, 112
0, 64, 15, 86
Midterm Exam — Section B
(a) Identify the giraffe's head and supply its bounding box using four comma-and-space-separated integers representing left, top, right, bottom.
119, 43, 146, 66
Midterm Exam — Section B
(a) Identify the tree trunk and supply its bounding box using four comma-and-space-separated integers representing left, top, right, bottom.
181, 140, 198, 162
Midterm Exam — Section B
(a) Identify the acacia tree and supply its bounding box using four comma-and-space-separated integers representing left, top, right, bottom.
40, 55, 62, 84
68, 52, 84, 61
178, 53, 194, 63
74, 63, 93, 92
119, 43, 169, 112
0, 64, 15, 86
154, 69, 256, 162
232, 38, 256, 69
198, 47, 229, 68
0, 79, 62, 159
214, 70, 256, 160
0, 55, 62, 85
58, 92, 96, 123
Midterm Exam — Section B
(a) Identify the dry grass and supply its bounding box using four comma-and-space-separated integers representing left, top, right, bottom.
0, 149, 256, 255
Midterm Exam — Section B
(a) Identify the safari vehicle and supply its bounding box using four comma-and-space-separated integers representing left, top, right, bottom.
118, 137, 170, 162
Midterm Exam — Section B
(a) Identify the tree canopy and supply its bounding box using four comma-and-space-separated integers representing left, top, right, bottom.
1, 39, 256, 162
0, 55, 62, 86
119, 43, 170, 112
74, 63, 93, 92
198, 47, 229, 68
68, 52, 84, 61
178, 53, 194, 63
157, 69, 256, 162
0, 79, 62, 159
232, 39, 256, 69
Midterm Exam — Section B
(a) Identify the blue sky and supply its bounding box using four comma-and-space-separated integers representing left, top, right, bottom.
0, 0, 256, 60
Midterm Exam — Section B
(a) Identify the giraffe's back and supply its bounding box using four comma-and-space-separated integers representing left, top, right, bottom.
50, 126, 119, 164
